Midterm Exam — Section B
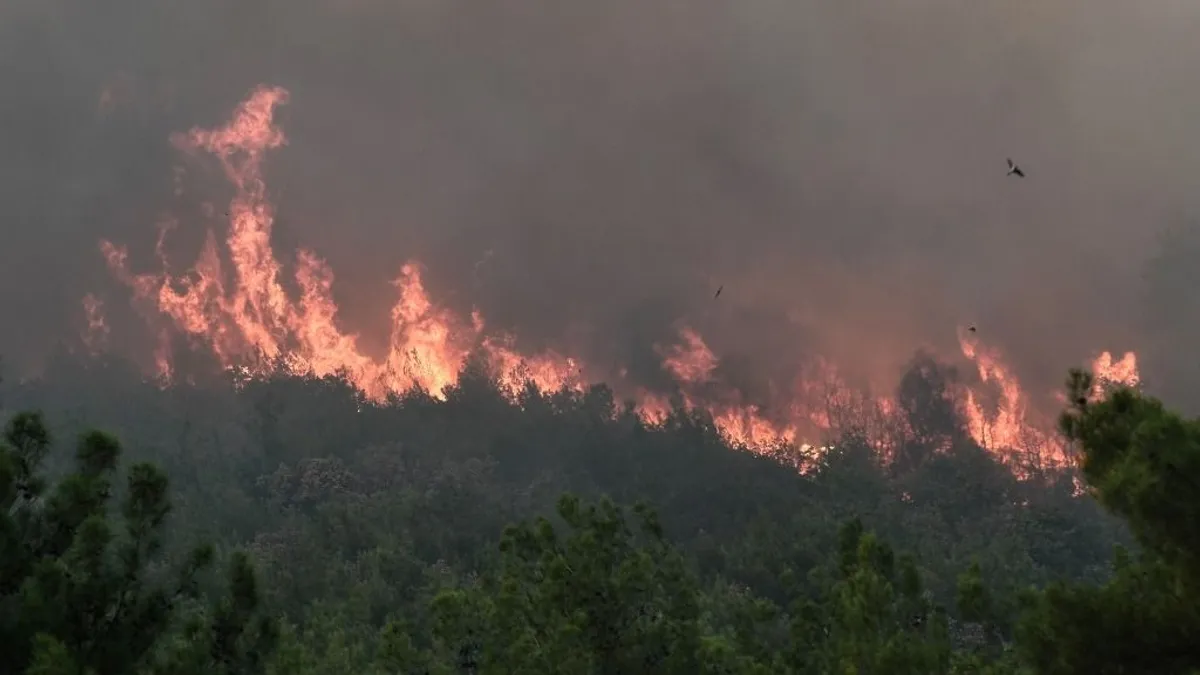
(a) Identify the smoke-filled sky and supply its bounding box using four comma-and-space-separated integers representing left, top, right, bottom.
2, 0, 1199, 403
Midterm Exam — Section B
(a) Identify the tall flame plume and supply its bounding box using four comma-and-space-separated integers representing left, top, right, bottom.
94, 85, 1140, 468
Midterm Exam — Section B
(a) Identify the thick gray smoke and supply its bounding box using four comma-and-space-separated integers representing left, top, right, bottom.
2, 0, 1198, 405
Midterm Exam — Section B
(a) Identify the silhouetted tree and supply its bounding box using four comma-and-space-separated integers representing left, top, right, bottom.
1017, 371, 1200, 674
894, 352, 963, 474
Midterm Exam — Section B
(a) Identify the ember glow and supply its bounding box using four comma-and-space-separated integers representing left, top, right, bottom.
956, 328, 1139, 470
94, 85, 1141, 468
81, 293, 109, 355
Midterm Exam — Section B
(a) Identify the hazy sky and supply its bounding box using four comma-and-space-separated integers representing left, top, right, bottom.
2, 0, 1198, 405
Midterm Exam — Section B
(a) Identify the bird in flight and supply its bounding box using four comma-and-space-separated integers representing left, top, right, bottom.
1006, 158, 1025, 178
714, 285, 723, 299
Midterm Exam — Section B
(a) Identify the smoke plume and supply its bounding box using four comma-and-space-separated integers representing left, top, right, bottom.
2, 0, 1197, 410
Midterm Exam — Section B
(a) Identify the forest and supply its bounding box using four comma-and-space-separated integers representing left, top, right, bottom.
2, 348, 1198, 674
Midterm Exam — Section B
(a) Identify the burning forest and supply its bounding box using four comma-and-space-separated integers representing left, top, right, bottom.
83, 85, 1139, 474
9, 3, 1200, 671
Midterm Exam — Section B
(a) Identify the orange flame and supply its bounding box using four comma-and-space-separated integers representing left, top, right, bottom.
658, 327, 718, 384
1091, 351, 1139, 392
101, 86, 584, 404
96, 85, 1140, 471
957, 329, 1044, 456
956, 329, 1140, 472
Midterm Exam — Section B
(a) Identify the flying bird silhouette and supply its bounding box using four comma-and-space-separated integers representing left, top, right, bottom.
714, 285, 723, 299
1006, 158, 1025, 178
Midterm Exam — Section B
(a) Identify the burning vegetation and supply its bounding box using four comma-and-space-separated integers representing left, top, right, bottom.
90, 86, 1138, 474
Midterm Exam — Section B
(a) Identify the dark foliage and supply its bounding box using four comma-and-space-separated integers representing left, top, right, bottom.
4, 350, 1191, 672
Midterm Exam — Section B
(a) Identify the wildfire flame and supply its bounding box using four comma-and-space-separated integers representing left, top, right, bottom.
93, 85, 1141, 468
956, 328, 1139, 471
81, 293, 109, 355
659, 327, 719, 384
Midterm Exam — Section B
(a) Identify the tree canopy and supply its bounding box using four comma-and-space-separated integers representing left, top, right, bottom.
2, 352, 1196, 673
0, 411, 275, 675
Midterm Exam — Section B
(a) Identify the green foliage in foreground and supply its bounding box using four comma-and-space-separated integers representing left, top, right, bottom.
0, 412, 275, 675
3, 357, 1199, 673
1014, 371, 1200, 674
